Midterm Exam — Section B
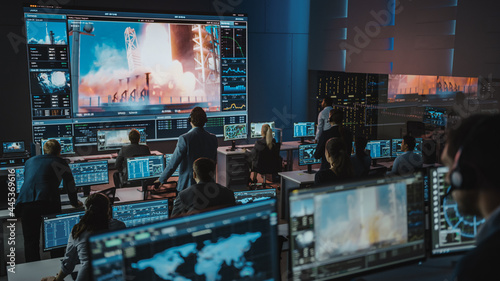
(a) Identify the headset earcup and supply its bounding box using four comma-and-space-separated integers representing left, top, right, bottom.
451, 169, 463, 190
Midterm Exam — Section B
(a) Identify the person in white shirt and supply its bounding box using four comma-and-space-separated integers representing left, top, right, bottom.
315, 96, 333, 142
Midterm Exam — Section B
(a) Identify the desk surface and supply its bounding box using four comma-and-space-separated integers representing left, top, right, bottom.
278, 170, 315, 184
8, 258, 79, 281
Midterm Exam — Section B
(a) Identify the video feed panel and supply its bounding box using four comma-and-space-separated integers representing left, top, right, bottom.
88, 200, 280, 281
2, 142, 25, 154
298, 144, 321, 166
126, 155, 164, 181
112, 199, 169, 228
429, 166, 484, 255
223, 123, 247, 141
250, 122, 275, 139
366, 140, 391, 159
423, 107, 447, 127
293, 122, 315, 138
234, 189, 277, 205
69, 160, 108, 187
43, 211, 86, 251
288, 175, 425, 280
97, 127, 146, 151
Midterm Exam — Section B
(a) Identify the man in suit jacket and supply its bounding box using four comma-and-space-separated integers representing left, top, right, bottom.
171, 158, 235, 216
157, 107, 218, 191
15, 139, 82, 262
113, 129, 151, 187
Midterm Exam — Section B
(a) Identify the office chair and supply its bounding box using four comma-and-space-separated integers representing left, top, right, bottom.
98, 187, 118, 204
250, 142, 282, 189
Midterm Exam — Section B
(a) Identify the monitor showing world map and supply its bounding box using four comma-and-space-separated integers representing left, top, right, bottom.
88, 199, 280, 281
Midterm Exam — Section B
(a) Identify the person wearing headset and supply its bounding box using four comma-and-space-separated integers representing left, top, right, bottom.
441, 114, 500, 281
156, 107, 218, 192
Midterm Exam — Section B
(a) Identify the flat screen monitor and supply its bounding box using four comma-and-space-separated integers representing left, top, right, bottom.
293, 122, 315, 138
391, 138, 423, 157
250, 122, 275, 138
223, 123, 247, 141
88, 200, 280, 281
42, 210, 86, 251
112, 199, 169, 228
366, 140, 391, 159
165, 154, 180, 177
2, 141, 25, 155
429, 166, 484, 255
298, 144, 321, 166
41, 137, 74, 155
97, 127, 146, 151
24, 5, 248, 144
288, 174, 426, 280
69, 160, 109, 187
234, 189, 277, 205
126, 155, 164, 181
423, 107, 447, 127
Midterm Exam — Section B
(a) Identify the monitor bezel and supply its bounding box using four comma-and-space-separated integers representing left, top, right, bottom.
293, 122, 316, 138
223, 123, 248, 141
96, 127, 147, 152
2, 141, 26, 154
40, 137, 75, 155
42, 209, 86, 251
298, 143, 321, 166
70, 160, 109, 187
250, 121, 276, 139
126, 154, 165, 181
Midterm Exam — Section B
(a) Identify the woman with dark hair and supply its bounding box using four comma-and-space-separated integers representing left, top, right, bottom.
41, 193, 125, 281
350, 135, 371, 177
314, 137, 354, 185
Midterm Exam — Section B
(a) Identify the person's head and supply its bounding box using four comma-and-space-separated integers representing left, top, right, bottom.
441, 114, 500, 218
325, 137, 353, 177
71, 193, 110, 239
329, 108, 344, 125
321, 96, 333, 109
261, 124, 271, 138
354, 135, 368, 156
43, 139, 61, 155
193, 157, 216, 183
261, 124, 274, 149
129, 129, 141, 144
402, 135, 416, 152
189, 107, 208, 127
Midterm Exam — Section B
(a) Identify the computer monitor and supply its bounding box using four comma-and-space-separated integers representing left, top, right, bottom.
126, 155, 164, 181
293, 122, 315, 143
223, 123, 247, 151
250, 122, 275, 139
97, 127, 147, 151
288, 174, 426, 280
391, 138, 423, 157
429, 166, 484, 255
41, 137, 74, 155
164, 154, 180, 177
234, 189, 277, 205
366, 140, 391, 159
69, 160, 109, 187
88, 200, 280, 281
42, 210, 86, 251
272, 128, 282, 143
298, 143, 321, 173
112, 199, 169, 228
423, 106, 447, 127
2, 141, 25, 155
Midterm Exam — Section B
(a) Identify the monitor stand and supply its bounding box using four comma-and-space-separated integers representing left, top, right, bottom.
303, 164, 317, 174
299, 137, 306, 144
371, 159, 383, 167
227, 140, 237, 151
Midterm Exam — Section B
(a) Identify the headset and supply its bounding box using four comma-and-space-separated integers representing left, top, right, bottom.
449, 116, 493, 191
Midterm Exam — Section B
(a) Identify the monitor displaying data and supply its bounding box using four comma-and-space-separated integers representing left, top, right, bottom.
112, 199, 169, 228
41, 137, 74, 155
223, 123, 247, 141
97, 127, 147, 151
423, 107, 447, 127
366, 140, 391, 159
70, 160, 109, 187
391, 138, 423, 157
429, 166, 484, 255
250, 122, 275, 138
2, 141, 25, 154
293, 122, 315, 138
234, 189, 277, 205
288, 174, 426, 280
43, 210, 86, 251
88, 200, 280, 281
24, 5, 248, 144
165, 154, 180, 177
126, 155, 164, 181
298, 144, 321, 166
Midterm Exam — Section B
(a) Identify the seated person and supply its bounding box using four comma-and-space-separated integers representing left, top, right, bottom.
171, 158, 235, 217
113, 129, 151, 187
315, 138, 354, 185
247, 124, 279, 182
350, 135, 371, 177
388, 135, 423, 175
314, 109, 353, 171
41, 193, 125, 281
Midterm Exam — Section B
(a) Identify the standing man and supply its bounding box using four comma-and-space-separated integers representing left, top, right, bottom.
315, 96, 333, 142
440, 114, 500, 280
16, 139, 82, 262
157, 107, 218, 191
113, 129, 151, 187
